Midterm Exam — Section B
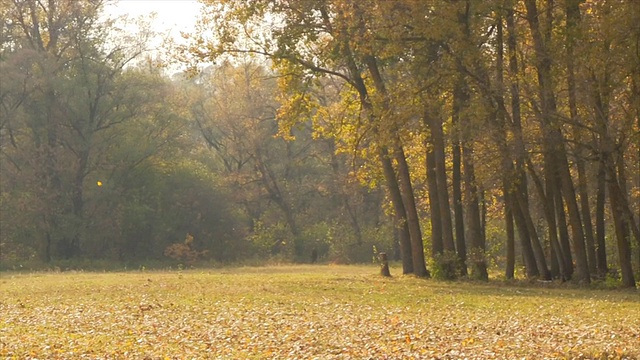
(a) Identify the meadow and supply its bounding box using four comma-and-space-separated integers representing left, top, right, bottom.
1, 265, 638, 359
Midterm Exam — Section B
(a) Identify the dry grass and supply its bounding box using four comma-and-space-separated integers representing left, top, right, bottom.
1, 265, 638, 359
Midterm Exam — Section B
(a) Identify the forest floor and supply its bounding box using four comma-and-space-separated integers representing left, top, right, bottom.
1, 265, 638, 359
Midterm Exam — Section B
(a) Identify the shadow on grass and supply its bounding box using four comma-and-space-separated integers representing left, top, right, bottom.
403, 274, 640, 303
1, 260, 637, 301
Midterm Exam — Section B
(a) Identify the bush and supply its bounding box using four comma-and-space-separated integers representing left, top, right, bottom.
164, 233, 208, 265
430, 251, 460, 280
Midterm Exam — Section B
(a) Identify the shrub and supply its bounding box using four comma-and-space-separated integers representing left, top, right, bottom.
430, 251, 460, 280
164, 233, 208, 265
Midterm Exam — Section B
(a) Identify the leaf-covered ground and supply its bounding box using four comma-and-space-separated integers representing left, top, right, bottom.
1, 265, 638, 359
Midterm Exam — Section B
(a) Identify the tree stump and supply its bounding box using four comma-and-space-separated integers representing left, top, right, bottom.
379, 252, 391, 277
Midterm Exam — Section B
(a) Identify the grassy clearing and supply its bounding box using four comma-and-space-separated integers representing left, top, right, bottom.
1, 265, 638, 359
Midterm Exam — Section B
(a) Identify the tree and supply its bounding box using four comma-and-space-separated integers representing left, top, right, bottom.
187, 0, 432, 275
0, 0, 191, 262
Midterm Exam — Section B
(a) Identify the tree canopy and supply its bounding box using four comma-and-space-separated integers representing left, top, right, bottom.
1, 0, 638, 287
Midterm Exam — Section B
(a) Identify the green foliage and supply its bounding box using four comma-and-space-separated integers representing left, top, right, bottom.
0, 0, 194, 263
0, 192, 40, 262
320, 222, 395, 264
430, 251, 461, 280
117, 161, 245, 261
298, 222, 332, 262
484, 219, 509, 269
603, 272, 623, 289
468, 247, 489, 281
248, 220, 292, 259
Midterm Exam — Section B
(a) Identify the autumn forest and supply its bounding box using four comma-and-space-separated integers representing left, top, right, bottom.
1, 0, 639, 288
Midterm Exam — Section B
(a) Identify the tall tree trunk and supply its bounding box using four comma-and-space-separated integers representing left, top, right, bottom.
565, 0, 598, 274
591, 33, 639, 285
504, 11, 552, 279
424, 105, 456, 278
526, 158, 568, 280
551, 174, 574, 278
426, 140, 443, 258
633, 55, 640, 273
576, 160, 597, 272
505, 191, 515, 279
606, 151, 636, 288
524, 0, 590, 283
40, 88, 62, 261
511, 186, 540, 278
480, 187, 487, 244
341, 45, 414, 274
595, 155, 608, 276
394, 143, 430, 277
504, 6, 542, 279
380, 146, 414, 274
452, 78, 468, 276
364, 55, 429, 277
549, 238, 560, 279
462, 142, 487, 280
615, 149, 637, 287
522, 187, 551, 280
69, 149, 90, 259
343, 2, 421, 275
428, 107, 457, 278
554, 119, 589, 282
615, 150, 640, 263
633, 0, 640, 273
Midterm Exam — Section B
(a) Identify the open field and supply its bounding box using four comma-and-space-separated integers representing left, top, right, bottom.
1, 265, 639, 359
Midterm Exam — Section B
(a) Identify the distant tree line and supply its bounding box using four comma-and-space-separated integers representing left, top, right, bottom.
1, 0, 638, 287
0, 0, 389, 268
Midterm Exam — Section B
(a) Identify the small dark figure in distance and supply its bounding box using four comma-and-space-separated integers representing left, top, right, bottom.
310, 248, 318, 264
